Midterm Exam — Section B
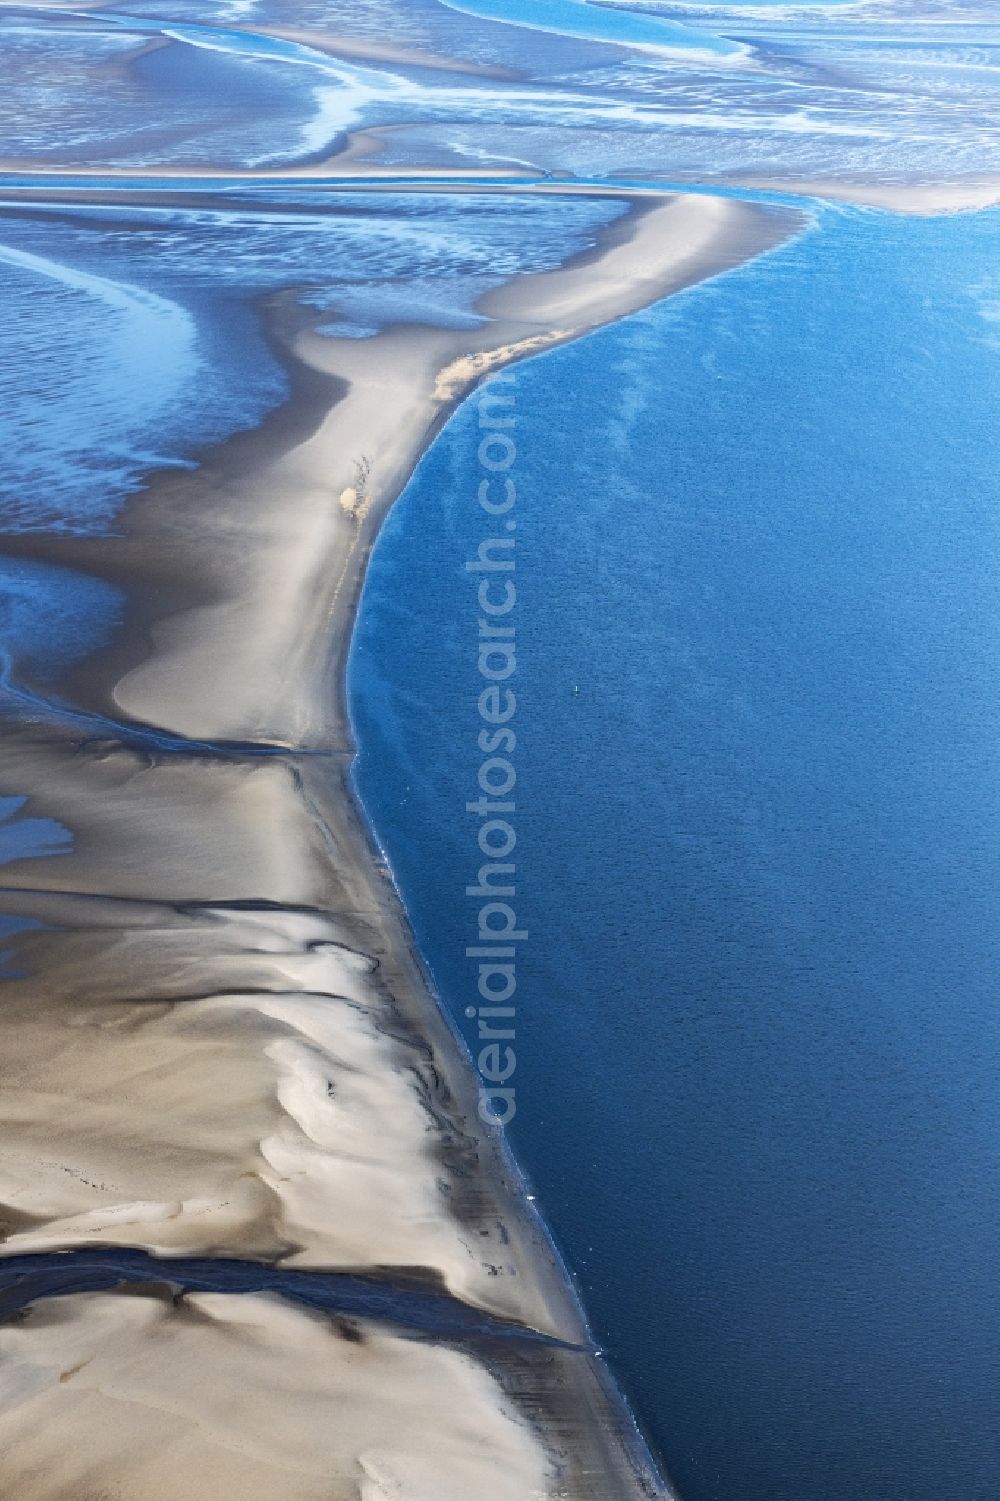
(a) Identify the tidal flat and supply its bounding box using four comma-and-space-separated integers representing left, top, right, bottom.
1, 2, 998, 1498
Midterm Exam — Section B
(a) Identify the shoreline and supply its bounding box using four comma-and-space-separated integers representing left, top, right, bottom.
725, 173, 1000, 216
0, 186, 801, 1496
96, 192, 802, 751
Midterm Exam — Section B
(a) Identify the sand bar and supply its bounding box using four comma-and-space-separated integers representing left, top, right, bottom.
0, 186, 803, 1496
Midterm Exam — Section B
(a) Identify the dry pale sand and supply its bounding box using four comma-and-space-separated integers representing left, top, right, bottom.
0, 1289, 553, 1500
0, 860, 563, 1318
0, 188, 791, 1497
0, 724, 578, 1329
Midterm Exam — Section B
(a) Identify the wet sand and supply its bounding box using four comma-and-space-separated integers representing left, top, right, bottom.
0, 188, 800, 1496
0, 1289, 554, 1501
254, 23, 520, 77
668, 173, 1000, 217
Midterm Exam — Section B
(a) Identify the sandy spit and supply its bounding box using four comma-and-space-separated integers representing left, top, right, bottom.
0, 187, 801, 1498
694, 173, 1000, 216
109, 192, 801, 746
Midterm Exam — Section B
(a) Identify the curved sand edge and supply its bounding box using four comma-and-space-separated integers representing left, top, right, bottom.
0, 188, 801, 1498
110, 192, 802, 746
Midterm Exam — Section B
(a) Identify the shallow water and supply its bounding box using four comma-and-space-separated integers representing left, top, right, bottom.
435, 0, 741, 56
0, 191, 619, 533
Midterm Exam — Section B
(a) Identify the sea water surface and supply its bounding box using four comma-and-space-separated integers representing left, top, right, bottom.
0, 190, 618, 532
350, 202, 1000, 1501
435, 0, 740, 55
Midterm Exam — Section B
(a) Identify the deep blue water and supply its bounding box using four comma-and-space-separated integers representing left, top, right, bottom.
349, 204, 1000, 1501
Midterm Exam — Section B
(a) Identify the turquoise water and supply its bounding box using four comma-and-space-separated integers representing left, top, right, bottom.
437, 0, 740, 54
350, 204, 1000, 1500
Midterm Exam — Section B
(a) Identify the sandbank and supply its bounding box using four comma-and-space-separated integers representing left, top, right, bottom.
0, 185, 799, 1497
